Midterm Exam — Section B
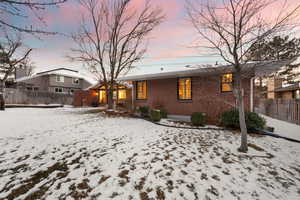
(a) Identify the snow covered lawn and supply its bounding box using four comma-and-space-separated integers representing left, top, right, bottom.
0, 108, 299, 200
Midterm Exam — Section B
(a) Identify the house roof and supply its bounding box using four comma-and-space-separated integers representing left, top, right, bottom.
275, 83, 300, 92
86, 81, 132, 91
16, 68, 93, 84
118, 60, 295, 81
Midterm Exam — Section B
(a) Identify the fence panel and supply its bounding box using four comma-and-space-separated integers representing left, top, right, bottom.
256, 99, 300, 125
4, 88, 74, 105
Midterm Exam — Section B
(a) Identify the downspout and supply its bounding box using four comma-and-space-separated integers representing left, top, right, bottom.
131, 82, 134, 112
250, 77, 255, 112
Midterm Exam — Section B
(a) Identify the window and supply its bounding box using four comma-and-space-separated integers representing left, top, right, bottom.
33, 87, 39, 91
70, 89, 74, 94
73, 78, 79, 85
221, 73, 233, 92
178, 78, 192, 100
118, 89, 127, 100
136, 81, 147, 100
56, 75, 64, 83
55, 88, 63, 93
26, 87, 32, 91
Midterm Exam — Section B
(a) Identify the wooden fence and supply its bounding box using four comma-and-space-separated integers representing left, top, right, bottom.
4, 88, 74, 105
255, 99, 300, 125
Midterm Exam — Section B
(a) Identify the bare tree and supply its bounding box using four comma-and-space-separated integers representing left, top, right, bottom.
20, 58, 36, 76
0, 0, 67, 34
0, 32, 32, 110
69, 0, 164, 109
186, 0, 300, 152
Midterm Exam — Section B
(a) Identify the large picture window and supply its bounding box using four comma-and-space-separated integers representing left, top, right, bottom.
178, 78, 192, 100
221, 73, 233, 92
118, 89, 127, 100
136, 81, 147, 100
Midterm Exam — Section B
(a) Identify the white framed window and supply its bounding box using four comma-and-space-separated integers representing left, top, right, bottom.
56, 75, 64, 83
73, 78, 79, 85
55, 87, 63, 93
70, 89, 75, 94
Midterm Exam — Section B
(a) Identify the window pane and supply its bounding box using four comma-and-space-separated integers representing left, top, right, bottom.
137, 81, 147, 99
221, 74, 233, 92
222, 83, 232, 92
178, 78, 191, 100
118, 90, 126, 99
222, 74, 232, 83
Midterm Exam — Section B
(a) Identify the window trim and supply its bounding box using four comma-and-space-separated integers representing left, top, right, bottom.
55, 87, 63, 93
72, 78, 79, 85
56, 75, 64, 83
177, 77, 192, 101
220, 73, 234, 93
136, 80, 147, 100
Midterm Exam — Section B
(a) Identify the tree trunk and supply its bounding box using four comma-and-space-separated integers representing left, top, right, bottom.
235, 72, 248, 152
107, 87, 114, 110
0, 80, 5, 111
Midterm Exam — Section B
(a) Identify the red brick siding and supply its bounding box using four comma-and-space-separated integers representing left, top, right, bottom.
73, 90, 98, 107
133, 75, 252, 122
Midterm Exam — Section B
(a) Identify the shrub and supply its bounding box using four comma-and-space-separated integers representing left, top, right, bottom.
246, 111, 266, 131
160, 109, 168, 118
191, 112, 206, 126
221, 109, 266, 130
139, 106, 149, 117
150, 109, 162, 122
220, 110, 240, 129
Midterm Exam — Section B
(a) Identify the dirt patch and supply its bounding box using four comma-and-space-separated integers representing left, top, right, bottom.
118, 170, 130, 183
15, 155, 30, 163
156, 187, 165, 200
140, 191, 150, 200
248, 143, 265, 152
99, 175, 111, 184
3, 162, 68, 200
135, 177, 146, 190
69, 179, 92, 200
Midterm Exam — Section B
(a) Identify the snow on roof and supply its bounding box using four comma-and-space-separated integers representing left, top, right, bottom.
85, 81, 132, 91
118, 60, 295, 81
16, 68, 93, 84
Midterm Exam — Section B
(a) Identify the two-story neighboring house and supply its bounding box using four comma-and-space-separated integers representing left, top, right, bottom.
15, 68, 92, 94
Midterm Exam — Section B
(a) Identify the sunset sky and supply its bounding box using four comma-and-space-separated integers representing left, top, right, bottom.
18, 0, 300, 78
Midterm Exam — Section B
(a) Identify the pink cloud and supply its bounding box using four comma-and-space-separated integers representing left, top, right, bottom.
42, 0, 182, 27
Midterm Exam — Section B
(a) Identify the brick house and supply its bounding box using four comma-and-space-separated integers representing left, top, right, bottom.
119, 61, 292, 121
73, 82, 132, 108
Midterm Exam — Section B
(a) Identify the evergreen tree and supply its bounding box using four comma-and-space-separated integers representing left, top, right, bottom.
247, 36, 300, 83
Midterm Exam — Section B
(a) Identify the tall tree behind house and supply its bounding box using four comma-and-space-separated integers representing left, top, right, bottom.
247, 36, 300, 84
69, 0, 164, 109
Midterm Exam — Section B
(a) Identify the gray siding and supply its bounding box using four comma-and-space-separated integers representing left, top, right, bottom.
49, 75, 82, 89
18, 74, 92, 93
20, 75, 50, 91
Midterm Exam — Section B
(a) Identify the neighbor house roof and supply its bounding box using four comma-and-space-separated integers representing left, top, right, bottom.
16, 68, 93, 84
275, 83, 300, 92
118, 60, 295, 81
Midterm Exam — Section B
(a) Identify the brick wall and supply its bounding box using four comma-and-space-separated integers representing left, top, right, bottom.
133, 75, 252, 122
73, 90, 98, 107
